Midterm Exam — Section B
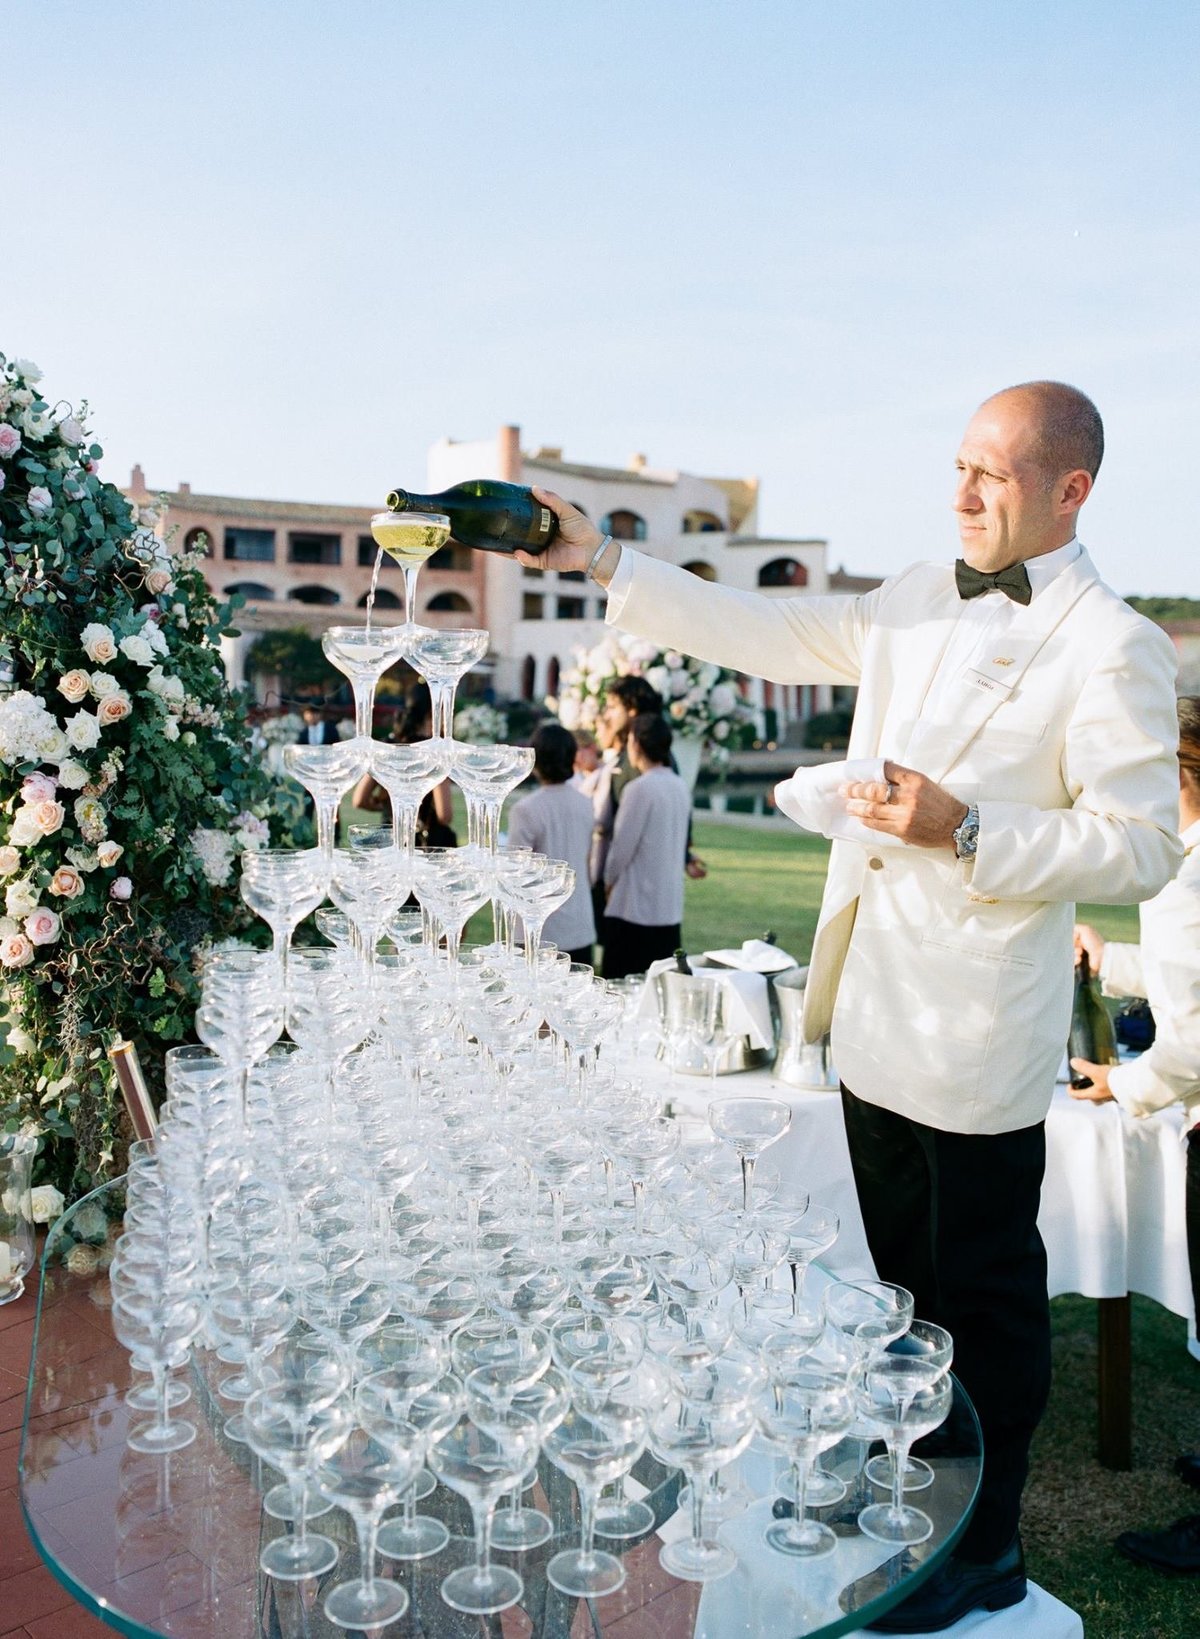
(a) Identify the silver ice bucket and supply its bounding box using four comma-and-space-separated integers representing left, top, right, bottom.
773, 965, 839, 1087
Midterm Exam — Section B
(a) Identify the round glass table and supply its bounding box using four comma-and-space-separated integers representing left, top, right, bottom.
20, 1182, 982, 1638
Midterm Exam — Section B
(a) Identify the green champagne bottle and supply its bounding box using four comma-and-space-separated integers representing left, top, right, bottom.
1068, 950, 1118, 1089
384, 480, 557, 556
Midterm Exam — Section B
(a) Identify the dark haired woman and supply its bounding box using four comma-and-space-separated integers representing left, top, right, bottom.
507, 722, 596, 965
602, 712, 690, 980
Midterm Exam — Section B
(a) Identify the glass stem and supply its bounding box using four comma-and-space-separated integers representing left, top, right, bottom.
890, 1433, 914, 1519
316, 798, 337, 856
289, 1472, 309, 1550
150, 1360, 170, 1439
403, 566, 420, 626
579, 1482, 599, 1570
792, 1455, 810, 1539
355, 682, 376, 740
356, 1508, 380, 1599
632, 1178, 645, 1235
689, 1468, 706, 1548
471, 1498, 495, 1586
741, 1154, 756, 1213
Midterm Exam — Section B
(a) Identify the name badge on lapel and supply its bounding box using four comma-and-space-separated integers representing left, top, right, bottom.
962, 667, 1015, 699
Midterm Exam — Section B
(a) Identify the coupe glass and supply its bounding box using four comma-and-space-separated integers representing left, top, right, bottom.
239, 847, 329, 969
328, 844, 412, 972
111, 1291, 202, 1453
708, 1096, 792, 1213
863, 1320, 954, 1493
359, 1362, 456, 1562
243, 1383, 353, 1580
648, 1390, 756, 1580
405, 624, 489, 740
857, 1366, 953, 1546
774, 1201, 840, 1308
322, 625, 411, 740
282, 740, 371, 856
312, 1421, 422, 1630
369, 509, 450, 628
370, 739, 452, 854
670, 974, 721, 1083
544, 1396, 648, 1598
450, 744, 535, 851
496, 854, 575, 967
428, 1409, 539, 1615
413, 847, 491, 967
758, 1351, 856, 1560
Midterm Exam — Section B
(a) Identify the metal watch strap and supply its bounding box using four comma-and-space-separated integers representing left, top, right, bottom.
953, 804, 980, 860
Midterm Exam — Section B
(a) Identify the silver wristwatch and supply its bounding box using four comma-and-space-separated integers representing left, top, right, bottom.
953, 804, 980, 860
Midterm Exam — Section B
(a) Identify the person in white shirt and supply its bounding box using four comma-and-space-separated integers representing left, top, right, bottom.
516, 381, 1182, 1630
1073, 696, 1200, 1575
507, 722, 596, 965
602, 713, 692, 980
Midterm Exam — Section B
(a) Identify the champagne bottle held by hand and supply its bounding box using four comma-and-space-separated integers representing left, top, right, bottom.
1068, 950, 1118, 1088
384, 480, 558, 556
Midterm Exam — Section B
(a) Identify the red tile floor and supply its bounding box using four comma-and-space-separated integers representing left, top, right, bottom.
1, 1245, 111, 1639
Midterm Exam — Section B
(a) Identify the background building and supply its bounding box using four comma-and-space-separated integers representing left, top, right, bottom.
130, 427, 880, 736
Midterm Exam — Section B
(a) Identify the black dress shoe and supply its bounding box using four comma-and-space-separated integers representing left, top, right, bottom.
865, 1536, 1026, 1633
1115, 1515, 1200, 1574
1173, 1453, 1200, 1492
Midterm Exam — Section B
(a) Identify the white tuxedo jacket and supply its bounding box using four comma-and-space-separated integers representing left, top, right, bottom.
607, 548, 1183, 1134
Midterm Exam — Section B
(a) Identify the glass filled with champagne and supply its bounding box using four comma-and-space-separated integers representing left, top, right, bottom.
370, 510, 451, 627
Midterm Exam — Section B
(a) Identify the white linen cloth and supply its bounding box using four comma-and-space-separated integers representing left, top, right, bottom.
773, 756, 907, 848
704, 937, 800, 973
637, 960, 775, 1051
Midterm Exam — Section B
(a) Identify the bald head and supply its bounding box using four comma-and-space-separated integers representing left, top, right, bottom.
984, 381, 1104, 485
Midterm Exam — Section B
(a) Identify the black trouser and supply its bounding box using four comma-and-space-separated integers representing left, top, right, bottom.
601, 918, 681, 981
841, 1087, 1052, 1561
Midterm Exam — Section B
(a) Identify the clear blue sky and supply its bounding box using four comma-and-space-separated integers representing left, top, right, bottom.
5, 1, 1197, 593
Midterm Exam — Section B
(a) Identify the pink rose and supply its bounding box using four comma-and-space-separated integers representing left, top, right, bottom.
145, 571, 173, 596
30, 800, 66, 836
0, 846, 20, 876
21, 772, 57, 804
49, 866, 85, 900
27, 486, 53, 517
110, 876, 133, 901
57, 669, 92, 704
0, 932, 34, 968
96, 692, 132, 728
96, 840, 124, 868
0, 424, 21, 458
24, 907, 61, 946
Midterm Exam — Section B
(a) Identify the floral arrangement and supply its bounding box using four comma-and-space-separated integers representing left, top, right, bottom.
547, 632, 754, 760
452, 702, 508, 745
0, 353, 291, 1197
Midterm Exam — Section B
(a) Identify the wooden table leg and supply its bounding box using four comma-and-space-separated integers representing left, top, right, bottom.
1097, 1294, 1132, 1470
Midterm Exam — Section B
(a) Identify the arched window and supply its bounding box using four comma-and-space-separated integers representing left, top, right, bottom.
357, 588, 402, 609
225, 581, 274, 601
682, 560, 718, 582
600, 509, 646, 541
682, 509, 725, 534
424, 591, 473, 614
546, 656, 561, 698
185, 526, 212, 556
758, 558, 809, 588
520, 655, 536, 701
288, 585, 341, 605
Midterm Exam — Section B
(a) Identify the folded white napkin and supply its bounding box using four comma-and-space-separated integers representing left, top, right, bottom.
773, 757, 906, 848
637, 959, 774, 1051
704, 938, 797, 975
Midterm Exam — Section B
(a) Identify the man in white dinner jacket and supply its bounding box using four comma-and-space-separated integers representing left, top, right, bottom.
517, 381, 1183, 1631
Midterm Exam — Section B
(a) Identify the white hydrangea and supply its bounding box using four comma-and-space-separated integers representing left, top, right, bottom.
0, 691, 59, 766
190, 826, 236, 887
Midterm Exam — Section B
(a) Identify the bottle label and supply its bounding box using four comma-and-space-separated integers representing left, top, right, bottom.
538, 507, 551, 535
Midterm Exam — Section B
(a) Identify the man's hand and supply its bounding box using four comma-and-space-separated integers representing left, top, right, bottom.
1068, 1060, 1115, 1103
514, 487, 604, 574
840, 760, 969, 849
1074, 923, 1106, 971
685, 855, 708, 881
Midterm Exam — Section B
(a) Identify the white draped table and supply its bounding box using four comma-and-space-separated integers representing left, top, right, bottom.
657, 1061, 1193, 1470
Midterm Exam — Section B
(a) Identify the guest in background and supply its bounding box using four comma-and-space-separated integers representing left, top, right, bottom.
352, 682, 456, 848
602, 713, 691, 980
571, 729, 601, 794
1072, 695, 1200, 1576
507, 722, 596, 965
296, 703, 339, 746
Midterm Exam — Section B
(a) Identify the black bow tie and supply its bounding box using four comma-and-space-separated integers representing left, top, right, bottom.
955, 559, 1032, 606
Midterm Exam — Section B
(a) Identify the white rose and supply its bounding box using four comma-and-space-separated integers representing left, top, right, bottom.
11, 358, 43, 383
80, 623, 117, 664
25, 907, 61, 946
96, 840, 124, 868
27, 485, 53, 516
6, 879, 40, 918
37, 728, 69, 762
65, 710, 101, 751
9, 387, 33, 408
89, 672, 119, 699
30, 1185, 65, 1224
58, 669, 92, 704
699, 663, 722, 690
8, 811, 41, 847
119, 634, 155, 667
161, 718, 180, 742
0, 846, 19, 875
54, 760, 89, 790
712, 719, 730, 740
145, 622, 169, 656
709, 684, 737, 717
645, 667, 671, 698
670, 671, 691, 698
664, 652, 683, 669
96, 692, 132, 728
57, 415, 85, 446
